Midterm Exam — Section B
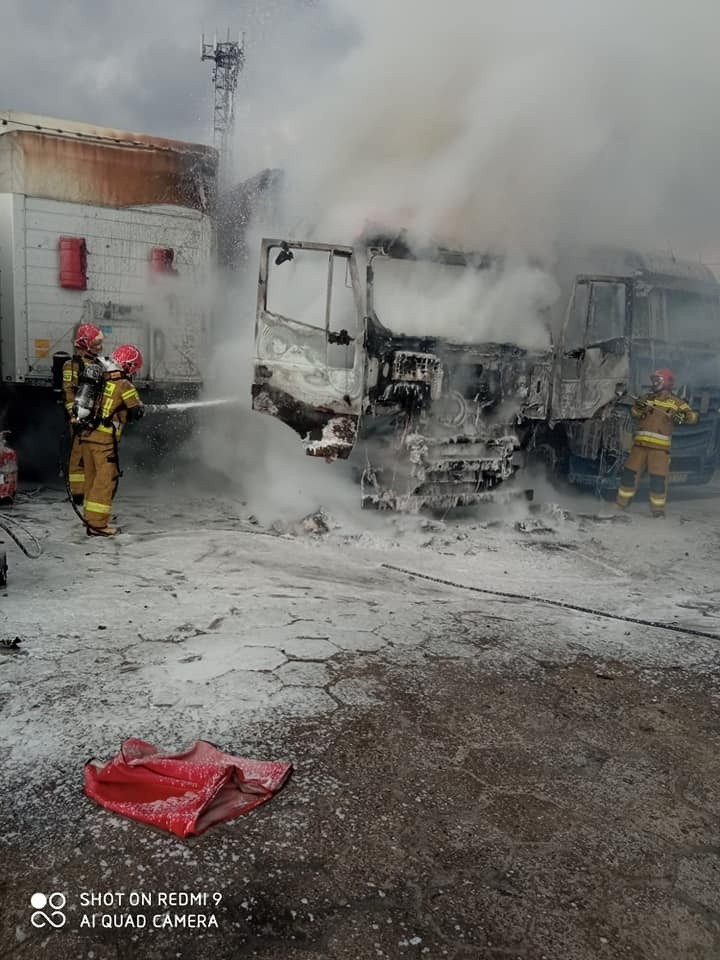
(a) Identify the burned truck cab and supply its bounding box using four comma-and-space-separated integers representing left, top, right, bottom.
253, 236, 720, 508
252, 232, 552, 509
252, 238, 366, 459
357, 333, 550, 509
357, 235, 552, 508
551, 250, 720, 494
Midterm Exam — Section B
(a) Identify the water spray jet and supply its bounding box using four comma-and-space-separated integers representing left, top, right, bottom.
143, 398, 241, 414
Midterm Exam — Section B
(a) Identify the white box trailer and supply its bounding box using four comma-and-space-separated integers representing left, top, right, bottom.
0, 110, 217, 395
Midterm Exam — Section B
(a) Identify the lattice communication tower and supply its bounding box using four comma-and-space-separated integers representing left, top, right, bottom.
201, 30, 245, 168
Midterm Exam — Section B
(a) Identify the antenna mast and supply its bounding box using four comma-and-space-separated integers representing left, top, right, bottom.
201, 29, 245, 182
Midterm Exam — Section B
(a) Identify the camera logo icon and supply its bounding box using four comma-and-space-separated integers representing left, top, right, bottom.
30, 892, 67, 929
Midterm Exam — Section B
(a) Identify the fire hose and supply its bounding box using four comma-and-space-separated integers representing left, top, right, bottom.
0, 514, 42, 559
64, 397, 241, 528
382, 563, 720, 643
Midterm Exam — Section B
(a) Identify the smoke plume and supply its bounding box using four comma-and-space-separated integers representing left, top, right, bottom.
243, 0, 720, 261
213, 0, 720, 516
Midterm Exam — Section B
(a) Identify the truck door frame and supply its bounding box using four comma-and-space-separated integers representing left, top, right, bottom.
552, 274, 632, 421
252, 238, 367, 458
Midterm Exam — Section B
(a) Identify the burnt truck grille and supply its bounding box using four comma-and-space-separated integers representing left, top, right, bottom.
391, 351, 444, 399
360, 431, 523, 511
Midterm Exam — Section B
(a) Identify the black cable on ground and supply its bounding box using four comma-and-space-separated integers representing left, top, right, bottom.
0, 515, 42, 560
381, 562, 720, 643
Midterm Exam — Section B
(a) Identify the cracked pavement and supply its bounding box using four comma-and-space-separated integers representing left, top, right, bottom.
1, 480, 720, 958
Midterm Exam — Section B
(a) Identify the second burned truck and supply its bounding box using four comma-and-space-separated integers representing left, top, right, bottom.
252, 230, 720, 509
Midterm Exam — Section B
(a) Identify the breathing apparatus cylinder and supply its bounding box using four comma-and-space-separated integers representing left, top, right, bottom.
52, 352, 71, 395
72, 362, 106, 423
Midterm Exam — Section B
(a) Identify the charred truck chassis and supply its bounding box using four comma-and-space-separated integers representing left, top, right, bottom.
252, 235, 720, 510
353, 331, 549, 510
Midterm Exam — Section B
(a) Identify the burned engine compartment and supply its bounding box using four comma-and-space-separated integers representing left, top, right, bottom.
356, 318, 551, 509
251, 233, 554, 510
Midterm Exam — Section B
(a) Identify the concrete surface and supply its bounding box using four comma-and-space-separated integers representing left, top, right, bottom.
1, 476, 719, 959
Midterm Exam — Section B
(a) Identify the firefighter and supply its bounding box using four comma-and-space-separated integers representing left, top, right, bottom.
615, 368, 698, 517
80, 344, 144, 537
62, 323, 105, 503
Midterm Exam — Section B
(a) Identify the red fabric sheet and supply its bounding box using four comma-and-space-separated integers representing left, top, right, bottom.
84, 739, 292, 837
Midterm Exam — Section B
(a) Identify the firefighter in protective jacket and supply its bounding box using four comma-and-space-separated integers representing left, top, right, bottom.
616, 368, 698, 517
62, 323, 105, 503
80, 344, 144, 537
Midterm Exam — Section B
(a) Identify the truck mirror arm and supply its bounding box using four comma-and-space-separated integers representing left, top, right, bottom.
585, 337, 626, 355
275, 241, 294, 266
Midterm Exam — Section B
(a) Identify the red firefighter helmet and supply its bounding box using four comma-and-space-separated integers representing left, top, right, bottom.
111, 344, 143, 377
650, 368, 675, 391
74, 323, 103, 352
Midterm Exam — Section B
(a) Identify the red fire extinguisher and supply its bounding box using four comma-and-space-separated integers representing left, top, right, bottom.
0, 432, 18, 504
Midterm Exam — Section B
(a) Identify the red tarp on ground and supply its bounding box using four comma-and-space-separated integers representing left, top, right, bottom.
83, 739, 292, 838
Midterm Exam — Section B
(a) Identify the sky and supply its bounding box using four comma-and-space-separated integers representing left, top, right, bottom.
4, 0, 720, 259
0, 0, 329, 146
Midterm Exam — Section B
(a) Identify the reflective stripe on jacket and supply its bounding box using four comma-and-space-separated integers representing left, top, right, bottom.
80, 375, 142, 444
631, 391, 699, 450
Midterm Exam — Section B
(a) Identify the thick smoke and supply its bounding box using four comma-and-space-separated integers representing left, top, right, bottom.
230, 0, 720, 349
208, 0, 720, 517
6, 0, 720, 261
263, 0, 720, 260
370, 256, 557, 347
